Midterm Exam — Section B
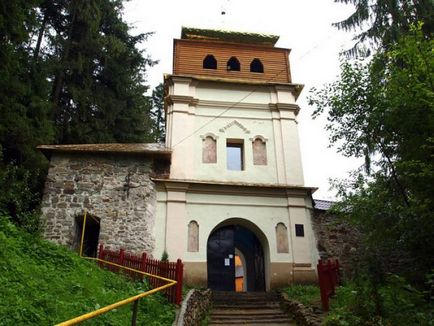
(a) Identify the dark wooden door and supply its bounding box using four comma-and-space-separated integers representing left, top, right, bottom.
207, 226, 235, 291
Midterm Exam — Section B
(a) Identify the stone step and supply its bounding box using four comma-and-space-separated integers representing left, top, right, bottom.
211, 312, 289, 319
208, 318, 296, 325
212, 302, 281, 309
209, 291, 297, 326
208, 323, 296, 326
211, 308, 285, 315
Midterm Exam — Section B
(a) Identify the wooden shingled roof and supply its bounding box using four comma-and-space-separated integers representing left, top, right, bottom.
181, 27, 279, 46
37, 143, 171, 158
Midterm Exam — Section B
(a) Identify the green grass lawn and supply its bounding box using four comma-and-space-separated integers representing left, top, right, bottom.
0, 217, 175, 325
281, 284, 321, 307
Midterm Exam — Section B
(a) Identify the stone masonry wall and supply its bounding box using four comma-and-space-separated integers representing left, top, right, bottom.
41, 152, 157, 255
311, 210, 361, 280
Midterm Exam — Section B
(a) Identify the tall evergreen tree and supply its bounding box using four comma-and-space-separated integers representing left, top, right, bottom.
49, 0, 156, 143
334, 0, 434, 56
149, 83, 165, 142
0, 0, 55, 229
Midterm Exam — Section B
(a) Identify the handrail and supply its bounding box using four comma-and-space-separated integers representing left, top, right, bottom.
56, 257, 177, 325
57, 209, 179, 325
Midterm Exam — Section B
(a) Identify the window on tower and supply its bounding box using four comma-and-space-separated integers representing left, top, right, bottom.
250, 58, 264, 73
227, 139, 244, 170
227, 57, 240, 71
203, 55, 217, 69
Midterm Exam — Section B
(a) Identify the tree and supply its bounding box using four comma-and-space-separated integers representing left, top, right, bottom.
49, 0, 156, 143
334, 0, 434, 56
0, 0, 55, 229
309, 24, 434, 280
149, 83, 165, 142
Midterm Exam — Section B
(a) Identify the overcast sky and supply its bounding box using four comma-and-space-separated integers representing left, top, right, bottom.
123, 0, 362, 199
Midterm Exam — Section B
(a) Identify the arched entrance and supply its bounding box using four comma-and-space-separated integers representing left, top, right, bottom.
207, 222, 266, 292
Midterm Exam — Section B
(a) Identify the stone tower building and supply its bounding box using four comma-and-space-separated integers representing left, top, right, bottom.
39, 27, 319, 291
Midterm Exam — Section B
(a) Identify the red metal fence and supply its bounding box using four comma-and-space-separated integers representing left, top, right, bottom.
97, 244, 183, 305
317, 259, 340, 311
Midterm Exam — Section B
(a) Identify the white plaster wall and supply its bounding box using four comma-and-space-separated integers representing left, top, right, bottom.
166, 77, 306, 186
154, 188, 317, 267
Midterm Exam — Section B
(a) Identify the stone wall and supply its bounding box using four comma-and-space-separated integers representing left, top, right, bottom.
176, 289, 212, 326
41, 152, 157, 255
311, 209, 361, 280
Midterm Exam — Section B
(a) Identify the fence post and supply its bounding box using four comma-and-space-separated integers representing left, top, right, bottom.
118, 249, 125, 273
141, 252, 147, 281
98, 244, 104, 268
317, 259, 330, 311
175, 259, 183, 305
131, 299, 139, 326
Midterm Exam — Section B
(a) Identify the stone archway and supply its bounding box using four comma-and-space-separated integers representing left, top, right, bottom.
207, 218, 269, 291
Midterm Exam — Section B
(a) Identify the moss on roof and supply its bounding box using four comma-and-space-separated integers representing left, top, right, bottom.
181, 27, 279, 46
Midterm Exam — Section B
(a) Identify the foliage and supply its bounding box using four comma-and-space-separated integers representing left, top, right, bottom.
149, 83, 166, 142
0, 217, 175, 325
0, 0, 157, 227
334, 0, 434, 56
309, 24, 434, 280
281, 284, 321, 307
161, 249, 169, 262
325, 275, 434, 326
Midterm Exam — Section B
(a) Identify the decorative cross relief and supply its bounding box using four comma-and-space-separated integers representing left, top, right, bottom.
219, 120, 250, 134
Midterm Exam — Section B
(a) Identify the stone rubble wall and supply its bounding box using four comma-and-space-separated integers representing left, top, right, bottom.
279, 292, 323, 326
311, 209, 361, 280
175, 289, 212, 326
41, 152, 157, 255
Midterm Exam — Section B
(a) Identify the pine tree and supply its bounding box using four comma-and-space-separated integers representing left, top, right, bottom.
150, 83, 166, 142
0, 0, 55, 228
49, 0, 156, 143
334, 0, 434, 56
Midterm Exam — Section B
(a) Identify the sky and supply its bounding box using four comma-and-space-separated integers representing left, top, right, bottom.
123, 0, 363, 200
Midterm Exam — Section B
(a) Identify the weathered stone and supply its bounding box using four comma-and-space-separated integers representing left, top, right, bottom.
176, 289, 212, 326
40, 153, 156, 255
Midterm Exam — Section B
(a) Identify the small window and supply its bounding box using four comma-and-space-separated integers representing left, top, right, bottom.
250, 58, 264, 73
227, 139, 244, 170
295, 224, 305, 237
227, 57, 240, 71
202, 136, 217, 163
252, 138, 267, 165
203, 55, 217, 69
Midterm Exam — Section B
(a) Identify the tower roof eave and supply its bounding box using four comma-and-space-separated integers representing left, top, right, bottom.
163, 73, 304, 100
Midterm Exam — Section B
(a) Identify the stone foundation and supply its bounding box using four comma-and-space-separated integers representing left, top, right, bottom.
41, 152, 157, 255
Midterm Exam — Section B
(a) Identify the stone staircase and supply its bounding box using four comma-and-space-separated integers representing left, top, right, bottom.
208, 291, 297, 325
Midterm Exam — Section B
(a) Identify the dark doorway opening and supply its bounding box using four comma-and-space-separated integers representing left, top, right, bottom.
74, 214, 100, 257
207, 224, 265, 291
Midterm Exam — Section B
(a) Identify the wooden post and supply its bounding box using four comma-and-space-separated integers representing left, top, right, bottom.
175, 259, 183, 305
141, 252, 147, 281
317, 259, 329, 311
98, 244, 104, 268
119, 249, 125, 273
131, 300, 139, 326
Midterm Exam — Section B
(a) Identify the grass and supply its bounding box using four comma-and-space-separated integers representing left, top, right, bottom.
281, 284, 321, 307
0, 217, 175, 325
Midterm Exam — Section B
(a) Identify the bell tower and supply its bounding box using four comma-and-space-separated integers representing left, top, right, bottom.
158, 27, 318, 289
165, 27, 305, 185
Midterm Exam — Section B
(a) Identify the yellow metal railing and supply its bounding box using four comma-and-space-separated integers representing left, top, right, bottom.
56, 210, 177, 325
